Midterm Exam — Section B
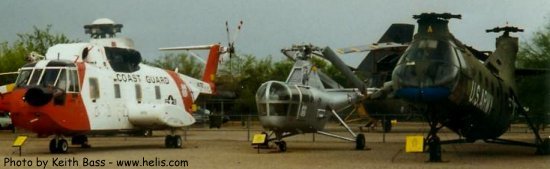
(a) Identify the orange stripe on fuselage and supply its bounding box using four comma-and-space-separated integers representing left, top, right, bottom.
166, 71, 194, 113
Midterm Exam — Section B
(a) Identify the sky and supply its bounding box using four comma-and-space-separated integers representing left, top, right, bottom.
0, 0, 549, 67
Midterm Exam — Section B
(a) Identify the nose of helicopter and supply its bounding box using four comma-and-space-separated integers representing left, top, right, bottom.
24, 86, 54, 107
392, 60, 459, 102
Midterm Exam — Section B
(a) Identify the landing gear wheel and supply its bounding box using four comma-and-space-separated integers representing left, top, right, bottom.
165, 135, 174, 148
537, 138, 550, 155
174, 135, 182, 148
49, 139, 58, 153
277, 141, 287, 152
427, 136, 442, 162
58, 139, 69, 153
49, 138, 69, 153
165, 135, 182, 148
355, 133, 366, 150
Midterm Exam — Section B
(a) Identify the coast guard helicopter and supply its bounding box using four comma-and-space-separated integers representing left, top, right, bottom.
0, 18, 238, 153
255, 44, 366, 152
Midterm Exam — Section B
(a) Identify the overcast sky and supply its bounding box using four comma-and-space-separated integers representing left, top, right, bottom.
1, 0, 549, 66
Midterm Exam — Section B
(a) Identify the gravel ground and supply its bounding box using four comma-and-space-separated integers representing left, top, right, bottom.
1, 122, 549, 169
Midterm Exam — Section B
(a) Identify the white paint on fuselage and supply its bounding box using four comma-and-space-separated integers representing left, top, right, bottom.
44, 41, 208, 131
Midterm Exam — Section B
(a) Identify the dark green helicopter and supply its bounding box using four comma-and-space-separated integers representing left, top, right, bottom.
323, 12, 550, 162
391, 13, 550, 161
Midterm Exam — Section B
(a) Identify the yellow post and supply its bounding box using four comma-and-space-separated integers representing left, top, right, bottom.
12, 135, 28, 156
252, 133, 267, 154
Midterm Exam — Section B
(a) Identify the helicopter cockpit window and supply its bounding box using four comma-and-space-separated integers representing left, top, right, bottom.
105, 47, 142, 73
39, 69, 61, 87
67, 70, 80, 92
394, 39, 460, 87
15, 69, 32, 87
400, 39, 459, 65
28, 69, 43, 85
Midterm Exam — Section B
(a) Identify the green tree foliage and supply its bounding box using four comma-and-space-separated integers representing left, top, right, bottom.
0, 25, 74, 85
516, 22, 550, 128
146, 53, 203, 79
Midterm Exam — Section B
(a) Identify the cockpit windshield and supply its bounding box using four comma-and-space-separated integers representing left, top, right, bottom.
15, 67, 80, 93
393, 39, 460, 88
398, 39, 459, 65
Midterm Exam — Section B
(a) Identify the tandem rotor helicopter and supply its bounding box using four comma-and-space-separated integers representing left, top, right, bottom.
0, 18, 243, 153
333, 13, 550, 161
388, 13, 550, 161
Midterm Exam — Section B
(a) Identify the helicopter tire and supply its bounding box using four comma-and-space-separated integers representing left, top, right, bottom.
355, 133, 366, 150
49, 139, 58, 153
49, 138, 69, 153
427, 136, 442, 162
278, 141, 287, 152
537, 138, 550, 155
58, 139, 69, 153
165, 135, 174, 148
174, 135, 182, 148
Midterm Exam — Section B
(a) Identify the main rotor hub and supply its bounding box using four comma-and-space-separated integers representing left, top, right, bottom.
281, 43, 323, 60
486, 26, 523, 36
84, 18, 123, 39
413, 13, 461, 21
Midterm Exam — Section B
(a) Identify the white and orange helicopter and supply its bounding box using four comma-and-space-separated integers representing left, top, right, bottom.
0, 18, 242, 153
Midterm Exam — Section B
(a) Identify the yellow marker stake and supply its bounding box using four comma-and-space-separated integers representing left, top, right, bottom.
13, 135, 28, 156
405, 135, 424, 153
252, 133, 267, 154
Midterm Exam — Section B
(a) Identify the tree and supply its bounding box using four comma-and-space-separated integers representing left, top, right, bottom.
0, 25, 74, 85
516, 21, 550, 129
146, 53, 203, 79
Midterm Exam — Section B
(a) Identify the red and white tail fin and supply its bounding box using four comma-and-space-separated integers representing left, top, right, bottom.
201, 44, 221, 93
159, 44, 223, 94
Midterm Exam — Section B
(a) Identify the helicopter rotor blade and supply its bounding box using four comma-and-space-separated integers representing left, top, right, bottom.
0, 72, 19, 76
336, 43, 408, 55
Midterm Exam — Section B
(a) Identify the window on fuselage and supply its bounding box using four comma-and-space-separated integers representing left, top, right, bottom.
67, 69, 80, 93
114, 84, 121, 99
155, 86, 161, 100
135, 84, 142, 103
89, 78, 100, 99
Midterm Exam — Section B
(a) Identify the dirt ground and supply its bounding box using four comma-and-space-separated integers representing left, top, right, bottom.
1, 122, 549, 169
